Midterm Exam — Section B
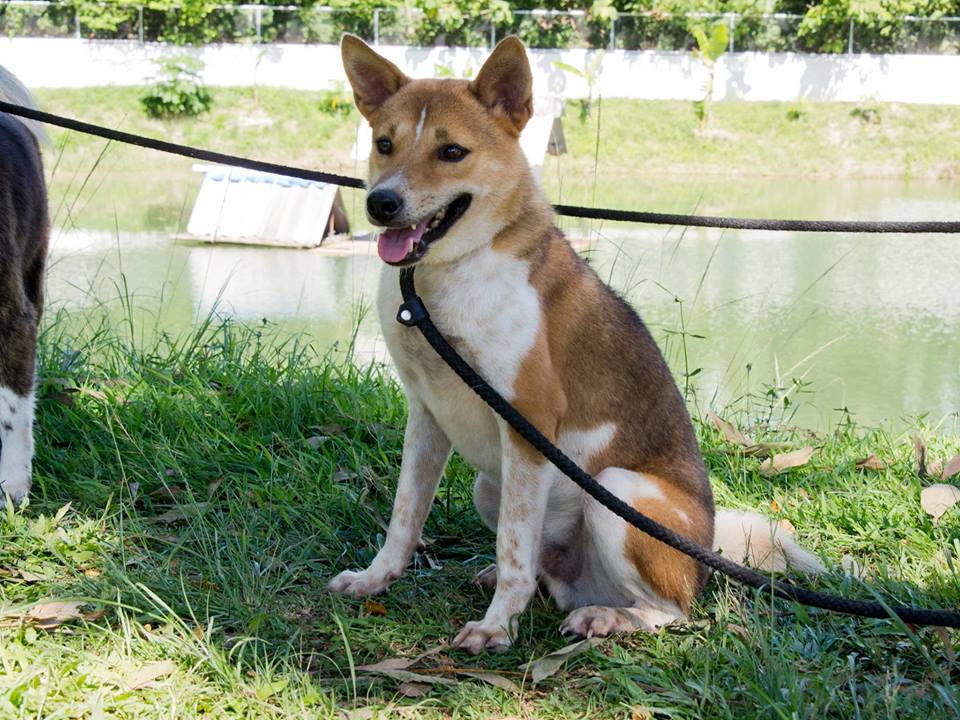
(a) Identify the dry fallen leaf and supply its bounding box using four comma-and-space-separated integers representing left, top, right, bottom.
920, 484, 960, 523
760, 447, 815, 477
356, 646, 445, 673
778, 518, 796, 534
332, 468, 357, 483
856, 454, 886, 471
357, 657, 416, 672
456, 670, 521, 692
206, 478, 223, 498
128, 660, 176, 690
151, 502, 210, 524
306, 435, 329, 450
915, 435, 929, 477
363, 599, 388, 617
944, 455, 960, 481
357, 668, 455, 687
26, 601, 85, 629
520, 637, 601, 685
934, 626, 955, 664
928, 458, 944, 479
726, 623, 751, 643
150, 485, 185, 500
397, 681, 431, 697
741, 442, 793, 458
707, 412, 749, 446
769, 499, 781, 513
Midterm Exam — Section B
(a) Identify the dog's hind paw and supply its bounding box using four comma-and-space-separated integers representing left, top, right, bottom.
326, 568, 398, 598
560, 605, 681, 638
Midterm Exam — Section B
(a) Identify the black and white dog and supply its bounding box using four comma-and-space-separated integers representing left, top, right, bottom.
0, 66, 49, 505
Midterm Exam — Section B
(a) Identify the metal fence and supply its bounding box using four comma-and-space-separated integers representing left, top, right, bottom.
2, 1, 959, 54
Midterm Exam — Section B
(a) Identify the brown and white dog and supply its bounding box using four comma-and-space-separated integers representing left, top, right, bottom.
328, 36, 822, 653
0, 67, 49, 505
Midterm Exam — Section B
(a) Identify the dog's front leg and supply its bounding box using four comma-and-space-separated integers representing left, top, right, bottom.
328, 396, 451, 597
453, 424, 552, 653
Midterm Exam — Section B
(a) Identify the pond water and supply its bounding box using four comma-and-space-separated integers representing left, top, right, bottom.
44, 164, 960, 431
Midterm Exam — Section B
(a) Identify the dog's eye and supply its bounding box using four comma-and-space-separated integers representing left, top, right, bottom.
376, 137, 393, 155
439, 144, 469, 162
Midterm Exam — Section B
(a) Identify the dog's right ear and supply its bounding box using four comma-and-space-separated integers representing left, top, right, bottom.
340, 34, 409, 120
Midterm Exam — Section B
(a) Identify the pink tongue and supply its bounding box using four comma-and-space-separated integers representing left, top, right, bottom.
377, 218, 431, 263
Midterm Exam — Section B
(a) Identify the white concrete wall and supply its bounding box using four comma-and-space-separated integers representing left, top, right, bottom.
3, 37, 959, 105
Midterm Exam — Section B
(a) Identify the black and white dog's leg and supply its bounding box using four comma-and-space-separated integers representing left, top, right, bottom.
0, 284, 40, 505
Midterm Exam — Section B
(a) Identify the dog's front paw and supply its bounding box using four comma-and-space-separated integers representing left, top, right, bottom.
0, 468, 31, 507
326, 568, 397, 598
452, 620, 513, 654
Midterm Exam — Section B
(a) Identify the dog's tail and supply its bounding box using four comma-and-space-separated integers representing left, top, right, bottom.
0, 65, 47, 145
713, 508, 825, 574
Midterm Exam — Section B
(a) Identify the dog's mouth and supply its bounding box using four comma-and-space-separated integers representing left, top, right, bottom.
376, 194, 472, 266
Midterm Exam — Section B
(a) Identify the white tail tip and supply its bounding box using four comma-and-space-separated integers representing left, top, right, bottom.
714, 508, 825, 575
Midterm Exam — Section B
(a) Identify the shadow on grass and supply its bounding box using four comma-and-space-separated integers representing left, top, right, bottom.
2, 310, 958, 717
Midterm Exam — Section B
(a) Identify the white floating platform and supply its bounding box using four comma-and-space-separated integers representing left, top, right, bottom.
182, 164, 350, 248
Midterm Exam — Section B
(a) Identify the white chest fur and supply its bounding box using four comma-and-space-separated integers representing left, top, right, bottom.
377, 249, 540, 475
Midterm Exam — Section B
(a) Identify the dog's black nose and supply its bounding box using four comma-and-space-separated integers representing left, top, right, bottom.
367, 189, 404, 224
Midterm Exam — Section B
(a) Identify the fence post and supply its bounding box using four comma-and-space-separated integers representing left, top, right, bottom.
609, 16, 615, 50
373, 8, 379, 45
847, 18, 854, 54
74, 8, 80, 39
490, 21, 495, 49
138, 6, 144, 43
727, 12, 735, 53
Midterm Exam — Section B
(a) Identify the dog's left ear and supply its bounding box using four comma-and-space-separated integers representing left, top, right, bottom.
469, 36, 533, 135
341, 34, 409, 120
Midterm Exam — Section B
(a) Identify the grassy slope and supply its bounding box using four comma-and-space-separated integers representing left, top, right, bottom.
1, 311, 958, 718
34, 87, 960, 182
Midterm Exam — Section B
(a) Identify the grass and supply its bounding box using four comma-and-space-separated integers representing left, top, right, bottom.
1, 301, 959, 718
34, 87, 960, 188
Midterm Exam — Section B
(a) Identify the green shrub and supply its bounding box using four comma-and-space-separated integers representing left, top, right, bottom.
786, 101, 808, 121
851, 103, 882, 124
317, 88, 353, 117
139, 56, 213, 119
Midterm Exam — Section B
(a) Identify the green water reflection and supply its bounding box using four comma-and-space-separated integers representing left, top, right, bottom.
45, 165, 960, 430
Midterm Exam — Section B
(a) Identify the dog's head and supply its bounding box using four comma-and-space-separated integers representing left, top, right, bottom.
341, 35, 534, 266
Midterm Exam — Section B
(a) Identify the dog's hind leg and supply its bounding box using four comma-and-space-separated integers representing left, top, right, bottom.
0, 80, 50, 506
472, 471, 500, 589
554, 467, 714, 638
0, 271, 40, 506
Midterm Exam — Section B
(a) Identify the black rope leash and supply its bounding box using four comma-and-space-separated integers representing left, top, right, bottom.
0, 100, 366, 190
4, 100, 960, 234
554, 204, 960, 234
397, 267, 960, 628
